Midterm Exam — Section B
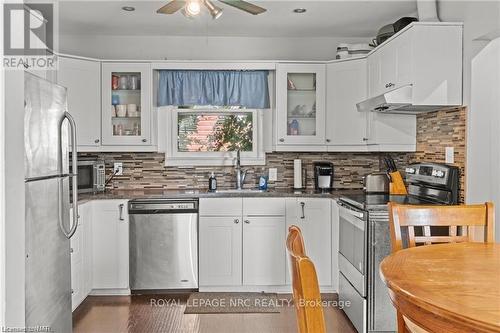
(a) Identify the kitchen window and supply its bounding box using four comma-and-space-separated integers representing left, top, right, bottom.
163, 107, 265, 166
156, 69, 271, 166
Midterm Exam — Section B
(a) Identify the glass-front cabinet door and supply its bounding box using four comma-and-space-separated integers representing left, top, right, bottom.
276, 63, 326, 146
101, 63, 151, 146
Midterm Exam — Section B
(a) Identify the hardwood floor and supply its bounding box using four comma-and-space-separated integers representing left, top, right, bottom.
73, 293, 357, 333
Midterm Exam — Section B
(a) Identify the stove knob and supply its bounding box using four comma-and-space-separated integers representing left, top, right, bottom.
436, 170, 445, 178
431, 170, 438, 176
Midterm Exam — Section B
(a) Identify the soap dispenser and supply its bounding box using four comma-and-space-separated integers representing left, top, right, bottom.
208, 172, 217, 192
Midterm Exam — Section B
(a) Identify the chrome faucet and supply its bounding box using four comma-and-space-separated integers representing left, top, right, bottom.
235, 149, 247, 190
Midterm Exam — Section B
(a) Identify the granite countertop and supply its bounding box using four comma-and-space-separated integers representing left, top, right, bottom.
78, 188, 363, 203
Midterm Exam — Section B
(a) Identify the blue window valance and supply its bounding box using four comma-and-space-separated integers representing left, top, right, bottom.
157, 70, 270, 109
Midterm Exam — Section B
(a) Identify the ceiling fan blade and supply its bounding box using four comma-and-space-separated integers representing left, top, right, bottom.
157, 0, 185, 14
218, 0, 266, 15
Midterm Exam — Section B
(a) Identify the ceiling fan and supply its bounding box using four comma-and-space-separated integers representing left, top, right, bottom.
157, 0, 267, 20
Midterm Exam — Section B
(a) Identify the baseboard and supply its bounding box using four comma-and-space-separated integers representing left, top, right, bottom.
199, 285, 336, 293
89, 288, 131, 296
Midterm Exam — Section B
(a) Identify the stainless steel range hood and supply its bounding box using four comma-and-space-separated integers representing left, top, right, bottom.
356, 84, 453, 115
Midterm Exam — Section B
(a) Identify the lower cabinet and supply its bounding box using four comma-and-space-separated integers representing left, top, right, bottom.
70, 201, 92, 311
199, 216, 242, 286
199, 198, 287, 288
286, 198, 332, 287
91, 200, 129, 292
242, 216, 286, 286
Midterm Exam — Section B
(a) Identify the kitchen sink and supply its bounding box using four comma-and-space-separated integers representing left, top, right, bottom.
214, 189, 266, 194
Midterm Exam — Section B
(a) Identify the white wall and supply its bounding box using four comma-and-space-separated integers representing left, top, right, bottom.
469, 38, 500, 241
59, 34, 369, 60
0, 1, 4, 324
3, 71, 26, 327
438, 1, 500, 105
438, 1, 500, 241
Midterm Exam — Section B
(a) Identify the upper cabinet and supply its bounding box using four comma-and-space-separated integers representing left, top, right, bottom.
368, 23, 462, 105
276, 63, 326, 150
58, 56, 101, 147
326, 58, 369, 147
101, 63, 152, 146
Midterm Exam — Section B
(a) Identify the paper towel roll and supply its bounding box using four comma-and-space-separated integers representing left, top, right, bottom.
294, 159, 302, 189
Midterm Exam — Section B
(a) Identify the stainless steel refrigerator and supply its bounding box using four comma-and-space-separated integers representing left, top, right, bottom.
24, 72, 78, 332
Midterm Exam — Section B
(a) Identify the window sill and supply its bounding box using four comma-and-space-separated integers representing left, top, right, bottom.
164, 156, 266, 167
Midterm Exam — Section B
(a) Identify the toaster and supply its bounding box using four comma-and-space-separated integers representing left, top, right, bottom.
363, 173, 390, 193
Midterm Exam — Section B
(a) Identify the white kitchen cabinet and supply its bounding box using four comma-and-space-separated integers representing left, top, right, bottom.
199, 216, 242, 286
58, 56, 101, 147
286, 198, 332, 287
326, 58, 369, 147
276, 63, 327, 150
199, 197, 286, 288
101, 63, 151, 146
369, 33, 411, 97
91, 200, 129, 292
327, 57, 415, 151
242, 198, 286, 286
70, 201, 93, 311
367, 23, 462, 106
242, 216, 286, 285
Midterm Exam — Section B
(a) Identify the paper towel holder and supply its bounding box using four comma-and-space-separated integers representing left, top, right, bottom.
293, 159, 307, 192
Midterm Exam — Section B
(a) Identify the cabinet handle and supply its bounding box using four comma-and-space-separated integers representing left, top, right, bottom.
119, 204, 125, 221
71, 289, 74, 294
94, 139, 100, 144
234, 219, 239, 224
326, 139, 331, 143
244, 220, 250, 224
70, 248, 74, 254
142, 139, 147, 143
279, 138, 285, 142
300, 202, 305, 219
385, 82, 395, 88
362, 138, 369, 141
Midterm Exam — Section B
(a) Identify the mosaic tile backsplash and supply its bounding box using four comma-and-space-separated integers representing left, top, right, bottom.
79, 107, 466, 200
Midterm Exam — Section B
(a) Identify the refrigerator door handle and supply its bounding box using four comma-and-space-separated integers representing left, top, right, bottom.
59, 112, 79, 239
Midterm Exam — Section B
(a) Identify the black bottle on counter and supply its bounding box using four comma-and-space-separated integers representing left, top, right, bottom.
208, 172, 217, 192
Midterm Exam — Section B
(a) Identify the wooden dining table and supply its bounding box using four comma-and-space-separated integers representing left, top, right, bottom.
380, 242, 500, 333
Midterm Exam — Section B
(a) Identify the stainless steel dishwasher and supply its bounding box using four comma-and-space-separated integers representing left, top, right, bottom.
128, 199, 198, 291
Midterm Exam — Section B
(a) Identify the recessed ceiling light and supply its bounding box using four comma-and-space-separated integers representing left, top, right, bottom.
122, 6, 135, 12
293, 8, 306, 14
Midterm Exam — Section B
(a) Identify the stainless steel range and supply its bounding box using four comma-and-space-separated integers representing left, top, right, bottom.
337, 162, 459, 333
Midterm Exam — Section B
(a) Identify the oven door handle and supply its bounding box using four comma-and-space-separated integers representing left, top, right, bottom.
337, 201, 366, 219
338, 206, 366, 231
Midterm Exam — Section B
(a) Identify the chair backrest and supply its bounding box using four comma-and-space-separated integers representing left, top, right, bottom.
286, 225, 326, 333
389, 202, 495, 253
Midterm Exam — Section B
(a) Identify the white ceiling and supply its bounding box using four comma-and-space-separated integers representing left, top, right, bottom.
59, 0, 418, 38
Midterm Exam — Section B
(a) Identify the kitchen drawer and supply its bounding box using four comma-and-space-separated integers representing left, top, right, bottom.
243, 198, 286, 216
199, 198, 242, 216
339, 272, 366, 333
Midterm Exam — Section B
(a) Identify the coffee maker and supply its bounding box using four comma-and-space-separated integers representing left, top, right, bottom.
314, 162, 334, 192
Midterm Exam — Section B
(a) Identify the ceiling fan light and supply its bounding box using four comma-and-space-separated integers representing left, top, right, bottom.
204, 0, 223, 19
184, 0, 201, 16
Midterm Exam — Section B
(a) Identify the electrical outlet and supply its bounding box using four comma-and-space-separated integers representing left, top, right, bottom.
268, 168, 278, 182
445, 147, 454, 164
114, 162, 123, 175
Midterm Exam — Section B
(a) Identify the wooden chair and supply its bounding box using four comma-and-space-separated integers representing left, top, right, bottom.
388, 202, 495, 333
286, 225, 326, 333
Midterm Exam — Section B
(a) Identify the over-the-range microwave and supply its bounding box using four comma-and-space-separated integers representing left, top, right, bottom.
70, 160, 106, 193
